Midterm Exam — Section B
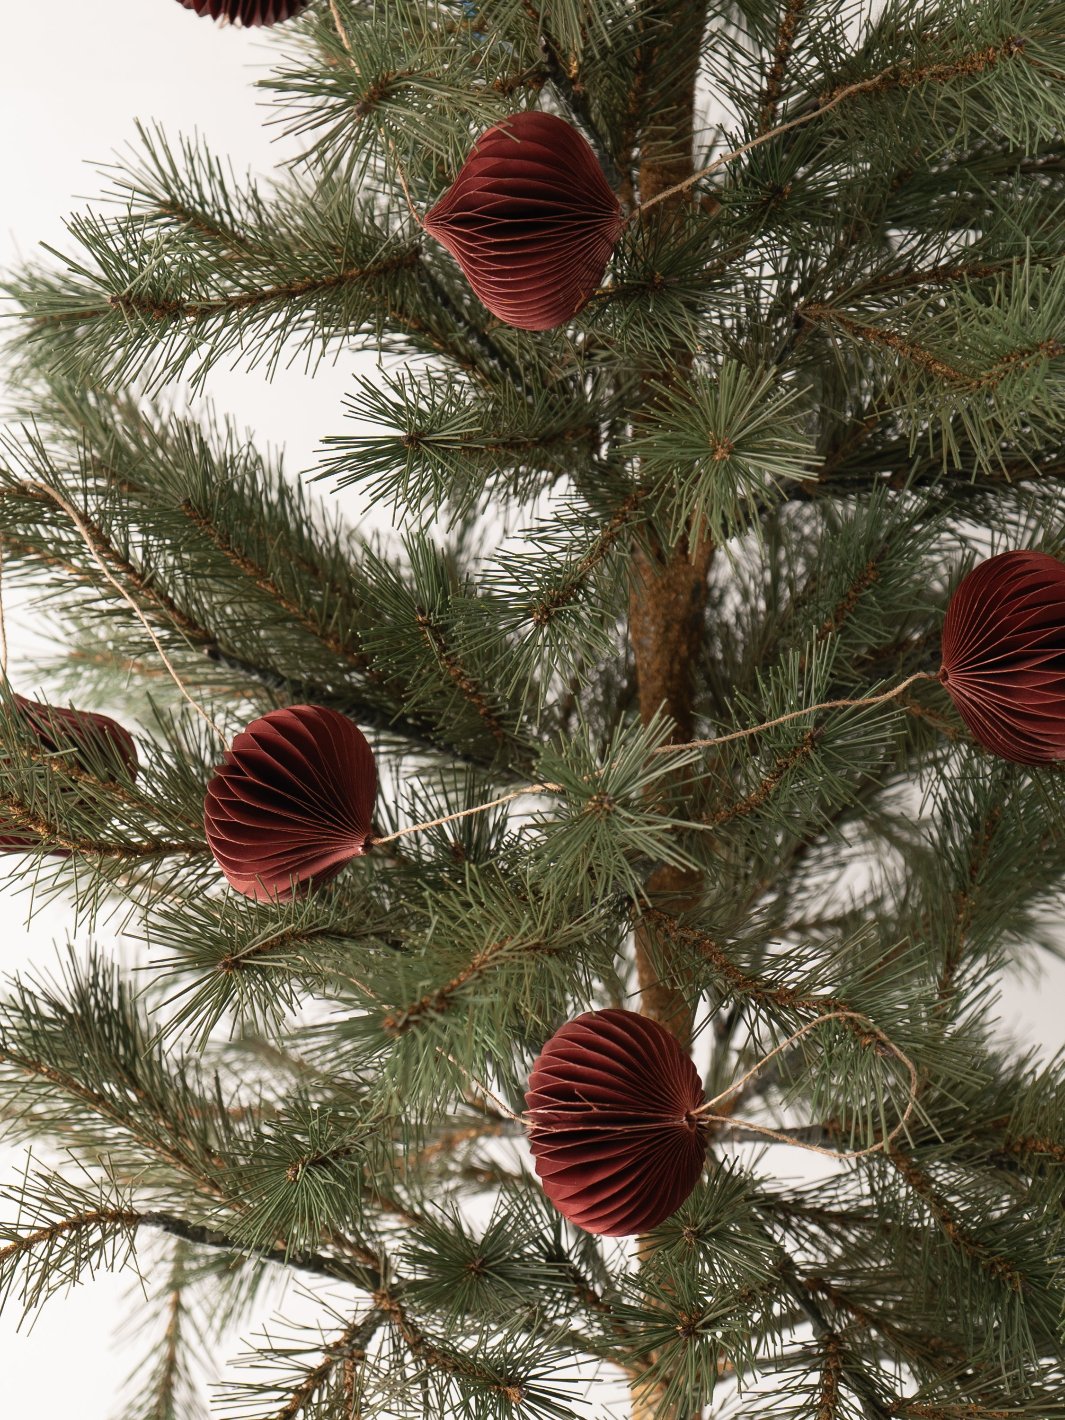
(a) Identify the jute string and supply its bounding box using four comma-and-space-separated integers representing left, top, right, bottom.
505, 1008, 918, 1163
628, 66, 914, 221
14, 484, 940, 853
690, 1009, 918, 1160
369, 672, 939, 846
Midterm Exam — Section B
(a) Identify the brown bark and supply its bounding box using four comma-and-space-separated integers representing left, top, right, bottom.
628, 1, 713, 1062
629, 547, 713, 1036
627, 10, 711, 1419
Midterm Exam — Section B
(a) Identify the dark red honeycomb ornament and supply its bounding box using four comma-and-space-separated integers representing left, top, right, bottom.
1, 695, 138, 852
176, 0, 310, 25
940, 549, 1065, 765
204, 706, 376, 901
525, 1008, 707, 1236
424, 111, 624, 332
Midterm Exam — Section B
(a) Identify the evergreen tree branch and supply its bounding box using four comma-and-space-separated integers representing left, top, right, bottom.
177, 500, 362, 670
936, 802, 1003, 1008
759, 0, 808, 133
800, 305, 1065, 391
816, 1329, 845, 1420
638, 27, 1037, 216
0, 1046, 227, 1198
371, 1286, 528, 1406
0, 1205, 368, 1290
703, 728, 823, 827
884, 1150, 1025, 1292
0, 1206, 139, 1266
641, 908, 846, 1016
270, 1309, 385, 1420
526, 488, 646, 629
414, 609, 507, 744
0, 794, 204, 859
99, 249, 421, 324
780, 1256, 895, 1420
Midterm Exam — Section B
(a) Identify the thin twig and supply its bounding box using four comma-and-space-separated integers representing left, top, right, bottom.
633, 39, 1025, 218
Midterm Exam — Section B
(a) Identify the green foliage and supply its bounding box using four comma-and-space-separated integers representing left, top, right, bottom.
532, 711, 704, 904
0, 1165, 139, 1321
117, 1242, 212, 1420
629, 361, 817, 543
320, 368, 612, 519
4, 129, 419, 393
2, 0, 1065, 1413
400, 1194, 567, 1320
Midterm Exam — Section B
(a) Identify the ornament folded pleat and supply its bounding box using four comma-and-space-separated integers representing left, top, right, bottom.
424, 111, 624, 331
204, 706, 376, 900
1, 696, 138, 853
940, 550, 1065, 765
177, 0, 309, 24
525, 1008, 706, 1235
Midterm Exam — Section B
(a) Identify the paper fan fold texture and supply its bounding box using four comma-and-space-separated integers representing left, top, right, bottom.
177, 0, 310, 25
424, 111, 624, 332
204, 705, 376, 900
941, 550, 1065, 765
1, 696, 138, 852
525, 1008, 706, 1235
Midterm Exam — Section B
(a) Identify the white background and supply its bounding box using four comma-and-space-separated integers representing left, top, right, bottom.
1, 3, 1064, 1416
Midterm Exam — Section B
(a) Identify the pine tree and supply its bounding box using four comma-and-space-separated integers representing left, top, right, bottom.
1, 0, 1065, 1415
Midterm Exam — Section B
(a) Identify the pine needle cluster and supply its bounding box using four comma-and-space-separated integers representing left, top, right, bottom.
1, 0, 1065, 1415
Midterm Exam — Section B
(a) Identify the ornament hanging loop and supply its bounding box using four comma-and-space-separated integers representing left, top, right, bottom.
693, 1008, 920, 1161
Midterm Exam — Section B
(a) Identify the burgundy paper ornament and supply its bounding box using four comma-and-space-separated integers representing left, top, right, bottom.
423, 111, 625, 332
940, 550, 1065, 765
525, 1008, 706, 1236
176, 0, 309, 25
204, 705, 376, 901
1, 695, 139, 852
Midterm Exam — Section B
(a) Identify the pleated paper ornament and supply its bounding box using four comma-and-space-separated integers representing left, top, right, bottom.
204, 705, 376, 901
1, 695, 139, 853
176, 0, 309, 24
525, 1008, 707, 1236
423, 111, 625, 332
940, 549, 1065, 765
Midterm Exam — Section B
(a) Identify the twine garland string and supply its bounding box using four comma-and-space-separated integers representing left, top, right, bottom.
628, 66, 914, 221
370, 671, 940, 847
513, 1008, 918, 1163
692, 1008, 919, 1161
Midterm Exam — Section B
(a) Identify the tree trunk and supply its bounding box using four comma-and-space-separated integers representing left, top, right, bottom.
627, 8, 711, 1418
628, 0, 711, 1057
